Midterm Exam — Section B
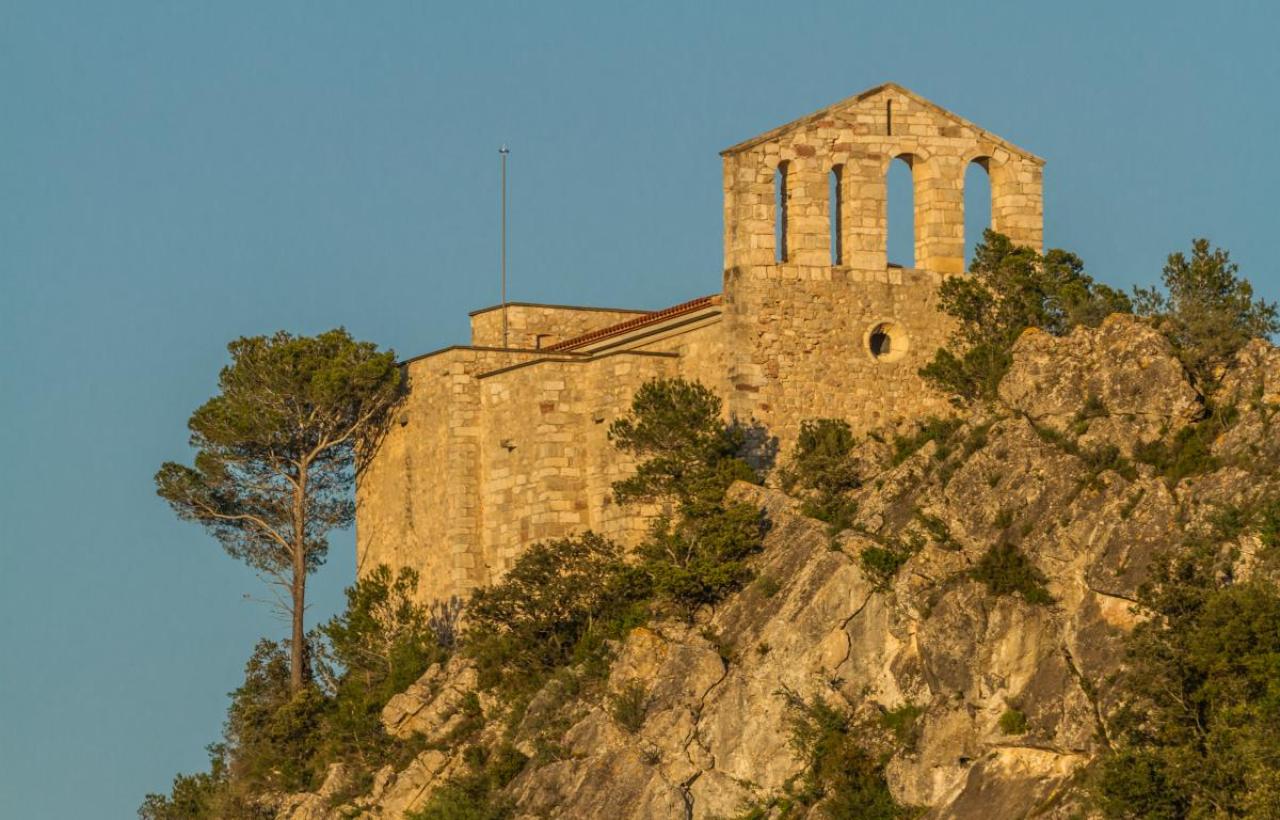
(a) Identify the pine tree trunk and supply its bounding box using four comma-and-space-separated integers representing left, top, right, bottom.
290, 469, 308, 693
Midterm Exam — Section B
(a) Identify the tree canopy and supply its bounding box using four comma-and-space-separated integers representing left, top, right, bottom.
155, 328, 401, 690
1134, 238, 1279, 389
609, 377, 766, 611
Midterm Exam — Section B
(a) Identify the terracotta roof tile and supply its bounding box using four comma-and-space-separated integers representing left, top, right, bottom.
546, 294, 720, 352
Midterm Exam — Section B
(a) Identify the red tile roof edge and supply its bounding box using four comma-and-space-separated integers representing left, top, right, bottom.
545, 294, 722, 352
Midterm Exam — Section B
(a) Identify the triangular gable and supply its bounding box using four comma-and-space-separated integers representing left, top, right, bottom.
719, 83, 1043, 164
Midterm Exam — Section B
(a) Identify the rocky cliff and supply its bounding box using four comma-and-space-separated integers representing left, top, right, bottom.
283, 315, 1280, 819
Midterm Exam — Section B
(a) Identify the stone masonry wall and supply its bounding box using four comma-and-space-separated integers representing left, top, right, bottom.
357, 346, 552, 604
359, 319, 728, 604
723, 264, 956, 455
470, 304, 650, 349
476, 351, 684, 584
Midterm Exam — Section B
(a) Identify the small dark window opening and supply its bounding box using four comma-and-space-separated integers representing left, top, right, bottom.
830, 166, 843, 265
886, 99, 893, 136
775, 162, 788, 263
870, 328, 892, 357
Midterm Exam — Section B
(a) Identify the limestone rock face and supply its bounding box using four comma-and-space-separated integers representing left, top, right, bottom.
1214, 339, 1280, 468
381, 658, 478, 742
282, 322, 1278, 820
998, 314, 1203, 453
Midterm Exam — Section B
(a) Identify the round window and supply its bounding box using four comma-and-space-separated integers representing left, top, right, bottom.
866, 321, 908, 362
870, 328, 892, 357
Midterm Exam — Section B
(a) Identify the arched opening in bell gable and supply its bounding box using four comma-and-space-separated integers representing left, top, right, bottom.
886, 155, 915, 268
964, 158, 993, 270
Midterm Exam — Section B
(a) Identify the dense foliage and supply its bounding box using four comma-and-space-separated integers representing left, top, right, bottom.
140, 566, 447, 818
463, 533, 650, 694
1134, 238, 1279, 390
312, 566, 453, 781
920, 230, 1131, 403
771, 693, 916, 819
610, 377, 767, 611
779, 418, 861, 536
970, 542, 1053, 605
1095, 572, 1280, 816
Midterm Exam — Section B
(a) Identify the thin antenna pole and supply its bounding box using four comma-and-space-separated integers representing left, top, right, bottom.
499, 144, 510, 348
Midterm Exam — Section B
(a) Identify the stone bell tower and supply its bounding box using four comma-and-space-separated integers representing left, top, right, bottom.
721, 82, 1043, 275
717, 83, 1045, 446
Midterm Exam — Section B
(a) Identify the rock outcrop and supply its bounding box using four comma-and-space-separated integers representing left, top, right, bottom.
998, 314, 1203, 454
285, 318, 1279, 819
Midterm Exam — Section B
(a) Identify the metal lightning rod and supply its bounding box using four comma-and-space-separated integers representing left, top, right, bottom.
499, 144, 510, 348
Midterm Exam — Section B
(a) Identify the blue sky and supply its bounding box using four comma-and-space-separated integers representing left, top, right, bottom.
2, 1, 1277, 816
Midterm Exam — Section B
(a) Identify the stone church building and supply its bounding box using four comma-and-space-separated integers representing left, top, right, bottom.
357, 83, 1045, 603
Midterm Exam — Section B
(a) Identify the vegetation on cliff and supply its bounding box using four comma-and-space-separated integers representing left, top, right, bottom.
919, 230, 1131, 404
144, 235, 1280, 819
610, 377, 768, 611
1134, 238, 1280, 391
1093, 500, 1280, 817
141, 567, 451, 818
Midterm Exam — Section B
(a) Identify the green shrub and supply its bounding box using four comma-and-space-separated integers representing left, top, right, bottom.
138, 746, 272, 820
781, 418, 861, 495
998, 708, 1028, 735
637, 501, 765, 612
1070, 394, 1109, 435
1210, 504, 1250, 541
610, 378, 768, 612
609, 681, 649, 733
219, 640, 329, 794
1079, 393, 1108, 420
860, 545, 910, 589
465, 533, 651, 694
879, 704, 924, 752
609, 377, 760, 508
1079, 444, 1138, 481
961, 421, 993, 457
915, 512, 958, 550
139, 769, 224, 820
755, 574, 782, 599
800, 496, 859, 539
782, 419, 862, 537
312, 566, 451, 785
891, 417, 963, 466
1133, 407, 1237, 485
1093, 581, 1280, 817
781, 692, 915, 819
1260, 497, 1280, 553
1093, 749, 1187, 820
970, 543, 1053, 605
1031, 421, 1074, 451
